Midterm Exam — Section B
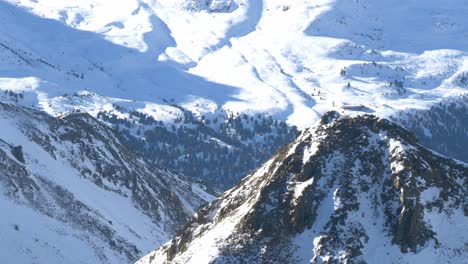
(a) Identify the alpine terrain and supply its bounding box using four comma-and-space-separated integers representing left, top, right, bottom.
0, 101, 215, 263
0, 0, 467, 187
0, 0, 467, 263
138, 112, 468, 264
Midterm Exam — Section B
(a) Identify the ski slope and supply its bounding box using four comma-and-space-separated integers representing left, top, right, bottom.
1, 0, 467, 128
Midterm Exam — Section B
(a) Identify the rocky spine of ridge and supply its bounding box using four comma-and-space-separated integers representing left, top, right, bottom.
138, 111, 467, 264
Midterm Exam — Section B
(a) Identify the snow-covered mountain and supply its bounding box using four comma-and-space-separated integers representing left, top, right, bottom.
2, 0, 466, 188
0, 0, 466, 184
1, 0, 467, 262
0, 101, 215, 264
1, 0, 467, 127
138, 112, 468, 264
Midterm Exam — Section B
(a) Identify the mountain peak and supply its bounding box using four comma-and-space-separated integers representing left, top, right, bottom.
138, 113, 467, 263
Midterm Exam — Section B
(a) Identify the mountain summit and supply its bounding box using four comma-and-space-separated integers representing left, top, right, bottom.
138, 112, 467, 263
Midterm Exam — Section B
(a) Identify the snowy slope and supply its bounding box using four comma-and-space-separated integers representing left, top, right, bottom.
0, 1, 467, 262
137, 112, 468, 264
0, 102, 215, 264
1, 0, 467, 128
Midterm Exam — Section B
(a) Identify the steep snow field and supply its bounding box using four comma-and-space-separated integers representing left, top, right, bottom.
1, 0, 467, 128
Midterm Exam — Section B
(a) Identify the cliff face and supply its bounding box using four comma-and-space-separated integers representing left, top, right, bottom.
138, 112, 467, 264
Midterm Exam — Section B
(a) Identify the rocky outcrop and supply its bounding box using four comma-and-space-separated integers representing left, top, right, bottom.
138, 111, 468, 264
10, 145, 25, 163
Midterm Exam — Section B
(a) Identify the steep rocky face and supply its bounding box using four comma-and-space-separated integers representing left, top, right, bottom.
0, 102, 215, 264
138, 112, 467, 264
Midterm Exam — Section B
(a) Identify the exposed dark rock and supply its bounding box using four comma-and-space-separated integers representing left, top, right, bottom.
138, 112, 468, 264
11, 145, 25, 163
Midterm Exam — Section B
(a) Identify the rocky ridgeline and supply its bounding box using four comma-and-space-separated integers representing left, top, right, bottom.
138, 111, 467, 264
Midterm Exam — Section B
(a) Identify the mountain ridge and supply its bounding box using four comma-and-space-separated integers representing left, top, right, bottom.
0, 101, 215, 264
138, 112, 467, 263
2, 0, 467, 188
0, 0, 467, 262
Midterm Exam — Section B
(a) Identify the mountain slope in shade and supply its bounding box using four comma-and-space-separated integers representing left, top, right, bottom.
392, 94, 468, 164
137, 112, 467, 264
0, 102, 215, 264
